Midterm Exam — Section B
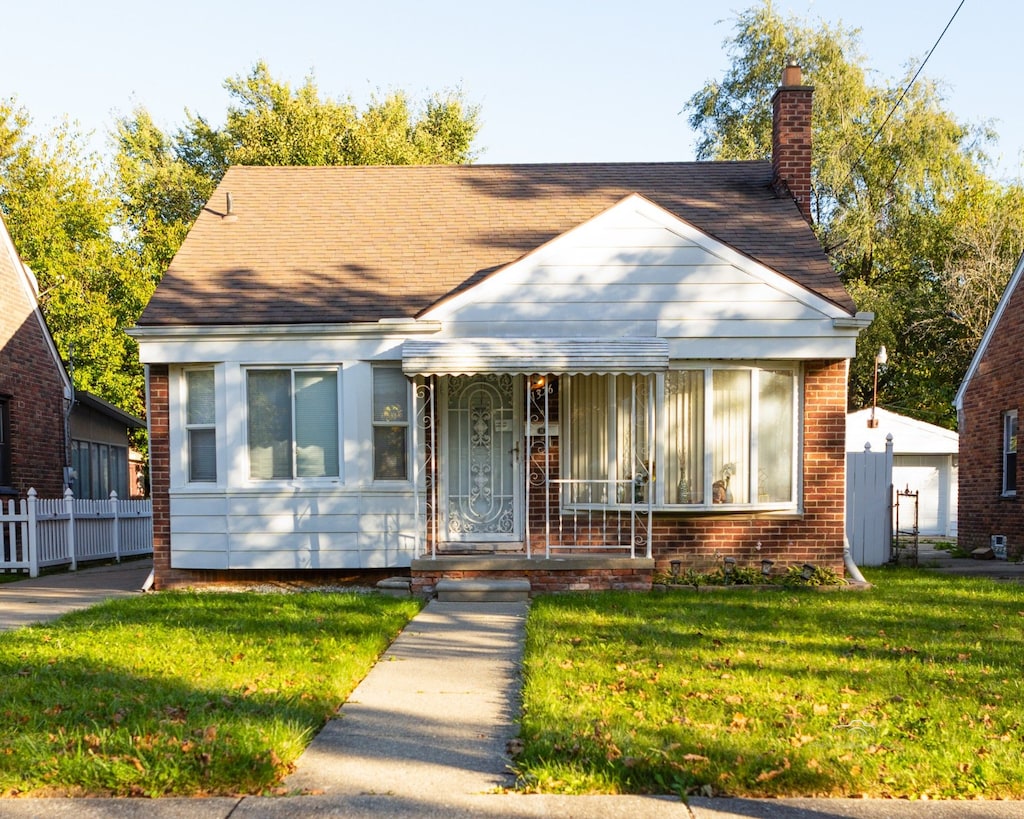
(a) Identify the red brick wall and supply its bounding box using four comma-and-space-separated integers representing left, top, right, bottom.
772, 74, 814, 224
959, 274, 1024, 557
147, 365, 174, 588
0, 273, 68, 499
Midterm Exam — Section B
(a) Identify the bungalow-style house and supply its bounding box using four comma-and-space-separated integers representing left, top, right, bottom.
954, 253, 1024, 559
846, 407, 959, 539
0, 211, 73, 499
131, 66, 872, 592
70, 391, 146, 499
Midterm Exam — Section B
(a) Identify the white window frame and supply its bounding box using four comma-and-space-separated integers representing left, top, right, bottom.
561, 364, 801, 512
1003, 409, 1018, 497
371, 365, 411, 482
244, 366, 342, 482
184, 367, 217, 484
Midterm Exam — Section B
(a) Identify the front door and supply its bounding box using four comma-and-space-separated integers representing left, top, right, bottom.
441, 374, 523, 544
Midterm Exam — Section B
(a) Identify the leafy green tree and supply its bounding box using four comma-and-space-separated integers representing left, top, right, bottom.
686, 1, 1022, 427
1, 100, 147, 418
115, 62, 480, 282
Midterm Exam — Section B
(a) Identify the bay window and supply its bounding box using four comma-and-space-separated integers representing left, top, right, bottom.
247, 368, 339, 480
564, 365, 799, 510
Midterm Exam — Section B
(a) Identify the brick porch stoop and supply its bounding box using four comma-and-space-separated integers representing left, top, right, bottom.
409, 556, 655, 597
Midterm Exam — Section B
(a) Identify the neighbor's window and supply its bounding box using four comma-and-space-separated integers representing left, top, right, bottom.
72, 440, 129, 499
247, 369, 339, 480
185, 369, 216, 482
564, 366, 798, 509
372, 367, 410, 480
1004, 410, 1018, 496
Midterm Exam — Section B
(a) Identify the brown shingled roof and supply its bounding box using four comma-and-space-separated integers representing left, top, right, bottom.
138, 163, 855, 326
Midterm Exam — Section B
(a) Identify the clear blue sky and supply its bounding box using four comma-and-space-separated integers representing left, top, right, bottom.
5, 0, 1021, 180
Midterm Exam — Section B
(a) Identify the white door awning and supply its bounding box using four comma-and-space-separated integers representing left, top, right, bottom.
402, 338, 669, 377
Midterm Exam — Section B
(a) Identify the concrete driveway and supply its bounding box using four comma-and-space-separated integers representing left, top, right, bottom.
0, 559, 152, 630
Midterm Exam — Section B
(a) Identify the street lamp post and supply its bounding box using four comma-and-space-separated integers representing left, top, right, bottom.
868, 345, 888, 428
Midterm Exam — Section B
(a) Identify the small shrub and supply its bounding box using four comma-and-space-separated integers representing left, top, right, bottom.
779, 564, 844, 587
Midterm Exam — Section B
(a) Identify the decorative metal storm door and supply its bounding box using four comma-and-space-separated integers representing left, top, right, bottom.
441, 374, 523, 544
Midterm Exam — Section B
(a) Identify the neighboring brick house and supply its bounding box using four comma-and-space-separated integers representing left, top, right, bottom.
0, 212, 72, 499
954, 253, 1024, 558
131, 66, 872, 592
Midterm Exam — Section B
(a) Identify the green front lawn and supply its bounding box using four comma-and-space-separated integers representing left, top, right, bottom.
0, 590, 421, 797
517, 570, 1024, 799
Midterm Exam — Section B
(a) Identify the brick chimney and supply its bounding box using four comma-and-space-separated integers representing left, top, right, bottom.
772, 63, 814, 223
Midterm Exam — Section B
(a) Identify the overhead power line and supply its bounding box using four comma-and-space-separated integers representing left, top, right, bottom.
840, 0, 966, 189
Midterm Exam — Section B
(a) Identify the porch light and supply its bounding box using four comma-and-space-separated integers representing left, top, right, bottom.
868, 345, 888, 428
801, 563, 816, 581
670, 559, 682, 577
530, 375, 547, 391
724, 556, 736, 575
760, 559, 774, 577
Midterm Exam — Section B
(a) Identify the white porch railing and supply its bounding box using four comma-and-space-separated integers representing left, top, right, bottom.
0, 488, 153, 577
544, 479, 652, 558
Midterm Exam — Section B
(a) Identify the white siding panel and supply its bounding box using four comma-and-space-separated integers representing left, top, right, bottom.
227, 531, 359, 552
172, 550, 229, 570
227, 512, 359, 535
226, 493, 359, 517
227, 550, 362, 570
170, 495, 229, 517
170, 532, 229, 553
356, 546, 414, 569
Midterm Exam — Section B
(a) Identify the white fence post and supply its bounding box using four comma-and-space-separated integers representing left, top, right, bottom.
27, 488, 39, 578
64, 487, 77, 571
110, 491, 121, 563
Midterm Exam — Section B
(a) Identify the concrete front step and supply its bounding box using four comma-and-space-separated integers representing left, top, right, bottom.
435, 578, 531, 603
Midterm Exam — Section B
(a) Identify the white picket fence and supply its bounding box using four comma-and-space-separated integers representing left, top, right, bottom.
0, 488, 153, 577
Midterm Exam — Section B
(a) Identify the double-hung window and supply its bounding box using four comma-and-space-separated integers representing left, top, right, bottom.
1004, 410, 1018, 496
564, 365, 799, 510
185, 369, 216, 482
247, 368, 339, 480
372, 367, 410, 481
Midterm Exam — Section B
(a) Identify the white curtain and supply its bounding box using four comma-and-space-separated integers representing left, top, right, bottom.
756, 369, 794, 502
711, 370, 750, 504
567, 375, 610, 504
665, 370, 704, 504
295, 371, 339, 478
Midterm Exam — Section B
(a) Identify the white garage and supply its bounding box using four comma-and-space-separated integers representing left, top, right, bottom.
847, 408, 959, 539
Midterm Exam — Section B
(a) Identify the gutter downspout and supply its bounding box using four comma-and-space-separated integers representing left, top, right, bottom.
844, 534, 867, 584
141, 363, 155, 593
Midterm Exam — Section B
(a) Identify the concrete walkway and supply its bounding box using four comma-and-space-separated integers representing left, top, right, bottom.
0, 559, 152, 630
